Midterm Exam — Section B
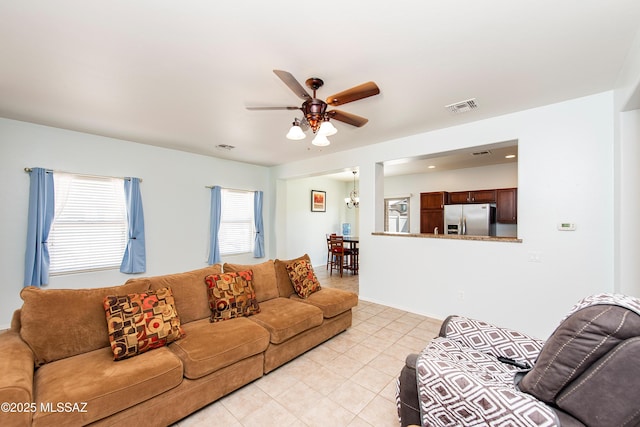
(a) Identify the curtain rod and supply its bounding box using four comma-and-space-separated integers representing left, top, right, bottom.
205, 185, 259, 192
24, 167, 142, 182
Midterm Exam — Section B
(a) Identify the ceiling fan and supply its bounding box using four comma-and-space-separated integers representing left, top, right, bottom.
247, 70, 380, 146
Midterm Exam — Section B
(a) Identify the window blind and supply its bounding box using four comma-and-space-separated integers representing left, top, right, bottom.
219, 189, 254, 255
48, 172, 128, 274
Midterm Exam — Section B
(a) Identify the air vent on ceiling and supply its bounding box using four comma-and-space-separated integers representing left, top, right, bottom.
215, 144, 235, 150
445, 98, 478, 113
471, 150, 491, 156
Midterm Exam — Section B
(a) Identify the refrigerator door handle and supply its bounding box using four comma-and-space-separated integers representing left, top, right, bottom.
462, 217, 467, 235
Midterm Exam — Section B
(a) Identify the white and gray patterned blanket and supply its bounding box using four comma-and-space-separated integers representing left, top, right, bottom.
415, 293, 640, 427
416, 321, 556, 426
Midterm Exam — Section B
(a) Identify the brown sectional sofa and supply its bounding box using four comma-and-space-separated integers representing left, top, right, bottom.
0, 254, 358, 426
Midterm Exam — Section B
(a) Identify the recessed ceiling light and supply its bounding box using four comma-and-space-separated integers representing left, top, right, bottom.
428, 165, 436, 169
505, 154, 516, 159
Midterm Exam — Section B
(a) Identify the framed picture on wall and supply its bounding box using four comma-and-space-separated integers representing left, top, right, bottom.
311, 190, 326, 212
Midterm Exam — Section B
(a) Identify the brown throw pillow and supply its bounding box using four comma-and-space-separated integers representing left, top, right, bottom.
286, 259, 321, 299
103, 287, 185, 361
205, 270, 260, 322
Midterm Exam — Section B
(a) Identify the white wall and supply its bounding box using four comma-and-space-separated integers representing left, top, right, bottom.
616, 109, 640, 297
273, 92, 617, 339
613, 27, 640, 296
278, 176, 345, 264
275, 175, 360, 266
0, 118, 271, 329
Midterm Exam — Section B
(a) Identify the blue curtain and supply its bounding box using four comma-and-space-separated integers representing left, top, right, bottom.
120, 177, 146, 273
24, 168, 55, 287
253, 191, 265, 258
208, 186, 222, 264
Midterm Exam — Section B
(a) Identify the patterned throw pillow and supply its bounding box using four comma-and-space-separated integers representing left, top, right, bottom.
103, 287, 185, 361
205, 270, 260, 322
286, 259, 322, 299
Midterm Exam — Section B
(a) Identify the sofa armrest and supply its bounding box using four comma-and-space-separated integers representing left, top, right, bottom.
0, 330, 35, 427
396, 354, 420, 427
440, 315, 545, 366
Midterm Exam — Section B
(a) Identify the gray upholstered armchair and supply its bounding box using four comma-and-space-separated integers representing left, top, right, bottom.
396, 294, 640, 426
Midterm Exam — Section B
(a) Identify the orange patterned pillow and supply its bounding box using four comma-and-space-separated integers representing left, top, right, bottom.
103, 287, 185, 361
286, 259, 322, 298
205, 270, 260, 322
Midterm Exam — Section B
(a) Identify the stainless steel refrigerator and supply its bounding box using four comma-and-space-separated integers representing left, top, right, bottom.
444, 203, 496, 236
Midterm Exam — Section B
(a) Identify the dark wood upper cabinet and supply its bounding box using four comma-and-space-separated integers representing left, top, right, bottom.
496, 188, 517, 223
448, 189, 496, 204
470, 189, 497, 203
448, 191, 470, 204
421, 192, 447, 210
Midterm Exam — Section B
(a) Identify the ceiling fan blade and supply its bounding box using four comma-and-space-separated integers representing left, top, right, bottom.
328, 110, 369, 127
326, 81, 380, 106
273, 70, 312, 100
246, 106, 300, 111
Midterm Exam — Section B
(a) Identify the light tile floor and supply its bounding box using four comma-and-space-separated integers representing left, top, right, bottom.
174, 268, 442, 427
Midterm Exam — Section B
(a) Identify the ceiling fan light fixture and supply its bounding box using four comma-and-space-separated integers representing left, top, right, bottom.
286, 119, 306, 140
248, 70, 380, 146
311, 134, 330, 147
318, 120, 337, 136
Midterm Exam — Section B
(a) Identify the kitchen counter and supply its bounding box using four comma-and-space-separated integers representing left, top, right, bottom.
371, 231, 522, 243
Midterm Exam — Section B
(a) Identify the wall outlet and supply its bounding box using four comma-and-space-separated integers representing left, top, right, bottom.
457, 291, 465, 300
528, 251, 542, 263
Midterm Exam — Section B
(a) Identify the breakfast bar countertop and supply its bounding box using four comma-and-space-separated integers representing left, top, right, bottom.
371, 232, 522, 243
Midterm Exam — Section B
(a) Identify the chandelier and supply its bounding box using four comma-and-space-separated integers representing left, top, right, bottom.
345, 171, 359, 209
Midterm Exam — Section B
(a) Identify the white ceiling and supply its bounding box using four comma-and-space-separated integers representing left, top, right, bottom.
1, 1, 639, 168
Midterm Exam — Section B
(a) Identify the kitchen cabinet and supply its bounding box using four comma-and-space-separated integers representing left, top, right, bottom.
421, 192, 447, 210
448, 191, 471, 204
420, 192, 447, 233
496, 188, 517, 223
448, 189, 496, 204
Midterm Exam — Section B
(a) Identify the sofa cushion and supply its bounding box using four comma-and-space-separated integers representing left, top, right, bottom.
103, 287, 185, 361
126, 264, 222, 324
169, 317, 270, 380
205, 271, 261, 322
223, 260, 279, 302
274, 254, 311, 297
19, 280, 150, 367
286, 259, 321, 298
289, 288, 358, 318
247, 298, 323, 344
32, 346, 182, 426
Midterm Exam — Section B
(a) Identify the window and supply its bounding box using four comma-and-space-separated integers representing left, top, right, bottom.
219, 189, 255, 255
48, 172, 128, 274
384, 197, 410, 232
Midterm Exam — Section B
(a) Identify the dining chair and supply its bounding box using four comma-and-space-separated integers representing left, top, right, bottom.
325, 234, 336, 270
329, 235, 352, 277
